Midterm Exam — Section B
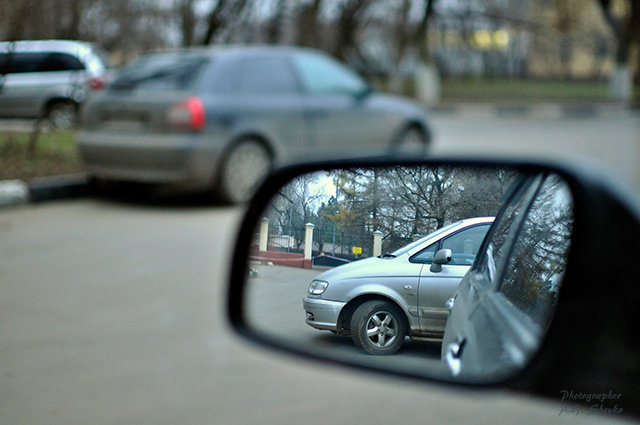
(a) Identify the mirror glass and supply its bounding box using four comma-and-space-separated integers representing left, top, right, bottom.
243, 165, 573, 382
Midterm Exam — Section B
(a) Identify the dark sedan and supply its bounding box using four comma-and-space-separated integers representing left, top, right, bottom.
77, 46, 431, 202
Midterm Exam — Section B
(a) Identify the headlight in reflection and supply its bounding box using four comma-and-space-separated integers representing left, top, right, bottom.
308, 280, 328, 295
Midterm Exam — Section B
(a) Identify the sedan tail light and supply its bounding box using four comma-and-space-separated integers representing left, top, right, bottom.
166, 97, 206, 131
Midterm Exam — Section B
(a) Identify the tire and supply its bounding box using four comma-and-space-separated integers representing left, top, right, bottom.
217, 138, 272, 204
350, 300, 408, 355
393, 126, 429, 156
47, 101, 78, 129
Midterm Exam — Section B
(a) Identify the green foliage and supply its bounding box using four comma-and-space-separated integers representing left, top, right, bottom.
0, 131, 82, 180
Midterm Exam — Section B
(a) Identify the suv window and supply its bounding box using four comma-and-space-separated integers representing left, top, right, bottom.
394, 221, 460, 257
41, 53, 85, 72
498, 175, 573, 326
293, 52, 367, 95
410, 223, 491, 264
0, 52, 84, 74
233, 57, 299, 94
442, 224, 491, 265
1, 52, 42, 74
410, 243, 438, 263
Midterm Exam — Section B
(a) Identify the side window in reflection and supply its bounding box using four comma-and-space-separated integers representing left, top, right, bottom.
234, 58, 299, 94
442, 224, 491, 265
411, 243, 437, 263
499, 175, 573, 327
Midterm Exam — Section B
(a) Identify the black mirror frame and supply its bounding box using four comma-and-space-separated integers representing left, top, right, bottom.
226, 156, 640, 417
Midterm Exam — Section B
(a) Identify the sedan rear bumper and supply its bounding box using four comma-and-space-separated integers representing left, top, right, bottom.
77, 131, 224, 188
303, 297, 346, 331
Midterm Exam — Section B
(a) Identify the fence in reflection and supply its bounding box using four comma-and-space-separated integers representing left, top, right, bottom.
254, 224, 415, 268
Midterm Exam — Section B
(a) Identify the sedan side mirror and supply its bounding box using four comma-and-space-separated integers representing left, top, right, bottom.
430, 248, 452, 272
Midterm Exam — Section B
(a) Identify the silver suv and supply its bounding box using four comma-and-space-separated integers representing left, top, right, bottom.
0, 40, 109, 128
303, 217, 494, 355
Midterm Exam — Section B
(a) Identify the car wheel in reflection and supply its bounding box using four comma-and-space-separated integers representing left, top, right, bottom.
351, 300, 407, 355
47, 101, 78, 129
218, 139, 272, 204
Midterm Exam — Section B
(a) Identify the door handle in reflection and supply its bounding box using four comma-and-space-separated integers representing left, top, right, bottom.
445, 340, 464, 376
445, 296, 456, 310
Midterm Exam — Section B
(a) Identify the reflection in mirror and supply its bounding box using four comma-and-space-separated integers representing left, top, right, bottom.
442, 173, 573, 381
243, 165, 573, 382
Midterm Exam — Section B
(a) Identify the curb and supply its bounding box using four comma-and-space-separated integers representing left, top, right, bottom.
0, 180, 29, 207
0, 174, 92, 208
429, 102, 636, 119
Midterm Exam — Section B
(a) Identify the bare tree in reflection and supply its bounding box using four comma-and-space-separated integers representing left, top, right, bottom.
500, 174, 574, 328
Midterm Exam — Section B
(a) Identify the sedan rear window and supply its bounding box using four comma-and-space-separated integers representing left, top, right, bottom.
293, 52, 368, 95
110, 53, 209, 91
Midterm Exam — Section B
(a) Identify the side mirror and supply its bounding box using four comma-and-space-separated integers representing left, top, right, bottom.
227, 157, 640, 417
430, 249, 452, 272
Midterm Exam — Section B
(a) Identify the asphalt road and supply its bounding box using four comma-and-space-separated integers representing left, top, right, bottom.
2, 113, 638, 425
431, 109, 640, 190
246, 264, 443, 373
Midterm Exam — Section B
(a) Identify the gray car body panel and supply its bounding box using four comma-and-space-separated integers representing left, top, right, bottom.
303, 217, 494, 338
302, 298, 347, 330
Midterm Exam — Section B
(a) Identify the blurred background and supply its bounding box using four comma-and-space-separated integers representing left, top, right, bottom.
1, 0, 638, 102
1, 0, 638, 186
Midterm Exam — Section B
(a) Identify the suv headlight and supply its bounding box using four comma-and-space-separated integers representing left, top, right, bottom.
308, 280, 328, 295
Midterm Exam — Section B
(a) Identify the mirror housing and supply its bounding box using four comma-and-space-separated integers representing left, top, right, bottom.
227, 156, 640, 418
430, 248, 452, 272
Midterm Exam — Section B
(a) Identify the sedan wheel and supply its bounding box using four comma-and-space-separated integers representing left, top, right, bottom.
217, 139, 271, 204
351, 300, 407, 355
